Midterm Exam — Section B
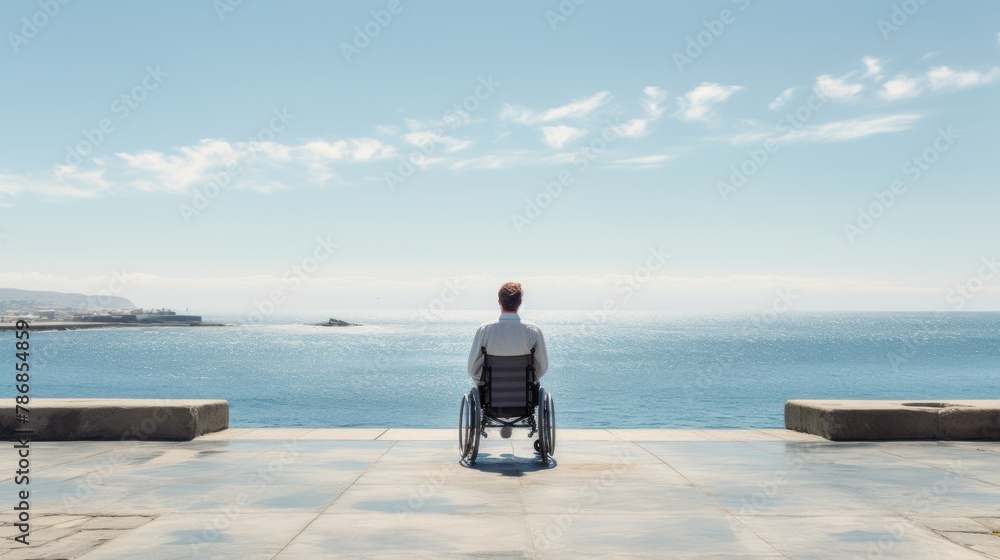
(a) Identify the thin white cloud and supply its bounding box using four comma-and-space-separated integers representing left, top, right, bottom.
878, 65, 1000, 100
401, 130, 472, 153
539, 125, 588, 148
50, 166, 113, 197
117, 140, 246, 194
0, 174, 25, 197
404, 111, 477, 132
607, 86, 669, 138
497, 106, 535, 125
499, 92, 610, 124
926, 65, 1000, 90
879, 75, 921, 100
408, 154, 447, 169
675, 82, 743, 122
1, 136, 400, 199
814, 74, 864, 102
296, 138, 397, 185
299, 138, 396, 162
862, 56, 884, 80
0, 170, 107, 199
640, 86, 667, 120
768, 87, 797, 111
730, 113, 923, 145
449, 152, 532, 171
449, 155, 517, 171
254, 143, 293, 161
347, 139, 395, 161
605, 154, 676, 169
374, 125, 400, 137
539, 91, 610, 121
545, 152, 578, 165
612, 119, 648, 138
781, 113, 922, 143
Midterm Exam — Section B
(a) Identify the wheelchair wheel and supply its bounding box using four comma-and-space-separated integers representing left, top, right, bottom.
537, 388, 550, 462
537, 388, 555, 460
543, 390, 556, 456
458, 388, 481, 463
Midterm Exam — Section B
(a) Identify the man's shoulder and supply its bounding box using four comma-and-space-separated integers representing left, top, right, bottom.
520, 320, 544, 333
476, 317, 543, 332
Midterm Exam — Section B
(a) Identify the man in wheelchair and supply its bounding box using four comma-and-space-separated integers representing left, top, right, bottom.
460, 282, 555, 463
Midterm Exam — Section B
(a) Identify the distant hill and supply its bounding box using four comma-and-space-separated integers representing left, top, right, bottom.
0, 288, 136, 310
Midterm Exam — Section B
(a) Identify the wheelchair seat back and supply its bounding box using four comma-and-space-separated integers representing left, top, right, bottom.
481, 347, 537, 418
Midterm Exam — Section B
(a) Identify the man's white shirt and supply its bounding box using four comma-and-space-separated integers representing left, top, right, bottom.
467, 312, 549, 384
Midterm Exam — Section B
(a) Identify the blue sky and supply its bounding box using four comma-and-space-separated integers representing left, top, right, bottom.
2, 0, 1000, 312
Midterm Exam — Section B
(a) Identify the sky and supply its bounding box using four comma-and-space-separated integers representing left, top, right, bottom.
2, 0, 1000, 313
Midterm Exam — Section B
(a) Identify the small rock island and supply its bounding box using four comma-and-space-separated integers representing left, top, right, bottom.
314, 318, 360, 327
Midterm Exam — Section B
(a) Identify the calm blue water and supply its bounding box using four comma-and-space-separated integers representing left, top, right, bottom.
11, 311, 1000, 428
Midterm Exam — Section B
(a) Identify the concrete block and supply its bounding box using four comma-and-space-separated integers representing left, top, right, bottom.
0, 398, 228, 441
785, 400, 1000, 441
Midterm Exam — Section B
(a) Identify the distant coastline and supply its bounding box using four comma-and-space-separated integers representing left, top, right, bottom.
0, 287, 135, 310
0, 321, 231, 332
0, 287, 220, 330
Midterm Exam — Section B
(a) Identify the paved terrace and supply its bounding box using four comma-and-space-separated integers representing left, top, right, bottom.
3, 429, 1000, 559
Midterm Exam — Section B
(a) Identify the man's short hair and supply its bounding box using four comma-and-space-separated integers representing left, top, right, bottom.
498, 282, 522, 311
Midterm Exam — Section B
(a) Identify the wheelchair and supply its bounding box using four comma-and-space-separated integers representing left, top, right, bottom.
458, 346, 556, 464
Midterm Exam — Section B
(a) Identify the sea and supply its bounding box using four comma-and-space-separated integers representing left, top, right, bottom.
14, 311, 1000, 429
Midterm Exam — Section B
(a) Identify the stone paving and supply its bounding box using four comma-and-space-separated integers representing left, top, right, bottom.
2, 429, 1000, 558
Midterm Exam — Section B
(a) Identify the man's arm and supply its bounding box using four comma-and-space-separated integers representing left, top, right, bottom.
532, 327, 549, 380
467, 326, 486, 384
